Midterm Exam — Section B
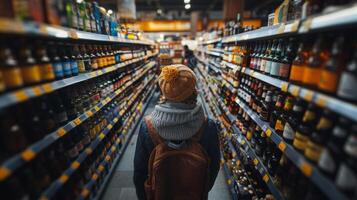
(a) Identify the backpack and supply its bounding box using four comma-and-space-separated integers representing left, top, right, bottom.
144, 116, 211, 200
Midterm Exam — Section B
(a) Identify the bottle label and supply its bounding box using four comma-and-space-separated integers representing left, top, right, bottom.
279, 63, 290, 78
318, 70, 338, 93
293, 131, 309, 151
265, 60, 272, 73
275, 119, 284, 131
318, 148, 336, 174
246, 131, 253, 140
3, 67, 23, 88
78, 18, 84, 30
270, 61, 280, 76
21, 65, 42, 84
283, 122, 295, 141
303, 110, 315, 122
337, 72, 357, 100
91, 59, 98, 70
260, 59, 266, 72
85, 19, 91, 31
316, 117, 332, 130
77, 60, 86, 73
335, 163, 357, 190
63, 61, 72, 76
302, 66, 321, 86
70, 61, 79, 74
53, 62, 64, 78
290, 64, 304, 82
91, 20, 97, 32
304, 140, 323, 162
40, 63, 55, 81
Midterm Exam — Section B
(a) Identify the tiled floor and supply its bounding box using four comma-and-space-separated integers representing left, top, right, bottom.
102, 92, 231, 200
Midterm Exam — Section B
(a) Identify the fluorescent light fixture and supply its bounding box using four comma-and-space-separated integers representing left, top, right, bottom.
185, 4, 191, 9
184, 0, 190, 3
107, 9, 113, 15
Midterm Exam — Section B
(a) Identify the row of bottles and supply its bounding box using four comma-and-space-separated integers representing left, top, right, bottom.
0, 74, 155, 200
0, 62, 151, 161
219, 74, 357, 199
0, 38, 150, 93
223, 34, 357, 102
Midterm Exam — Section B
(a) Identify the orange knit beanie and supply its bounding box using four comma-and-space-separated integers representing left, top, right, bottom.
159, 64, 197, 102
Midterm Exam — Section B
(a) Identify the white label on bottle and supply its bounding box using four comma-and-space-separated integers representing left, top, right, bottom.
337, 72, 357, 101
265, 60, 272, 73
318, 148, 336, 173
260, 59, 266, 72
336, 163, 357, 190
283, 122, 295, 141
270, 61, 280, 76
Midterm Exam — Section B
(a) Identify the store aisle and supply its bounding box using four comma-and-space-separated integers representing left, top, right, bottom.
102, 92, 231, 200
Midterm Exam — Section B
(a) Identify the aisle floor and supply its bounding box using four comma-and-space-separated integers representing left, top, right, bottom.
102, 92, 231, 200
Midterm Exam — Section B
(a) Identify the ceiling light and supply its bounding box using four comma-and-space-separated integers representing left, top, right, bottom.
185, 4, 191, 9
184, 0, 190, 3
107, 9, 113, 15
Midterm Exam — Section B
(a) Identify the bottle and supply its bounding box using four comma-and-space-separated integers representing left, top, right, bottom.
279, 38, 295, 80
290, 41, 310, 84
302, 36, 328, 89
68, 43, 79, 76
275, 96, 293, 136
270, 40, 282, 77
293, 103, 319, 152
35, 41, 55, 82
87, 2, 97, 33
92, 2, 102, 33
50, 92, 69, 126
337, 46, 357, 102
318, 117, 350, 179
0, 43, 22, 90
260, 41, 270, 73
269, 94, 284, 132
74, 44, 86, 73
89, 45, 98, 70
66, 0, 78, 29
265, 40, 275, 74
60, 44, 72, 78
304, 109, 334, 163
318, 36, 346, 94
334, 125, 357, 198
282, 97, 305, 144
49, 43, 64, 80
18, 42, 42, 85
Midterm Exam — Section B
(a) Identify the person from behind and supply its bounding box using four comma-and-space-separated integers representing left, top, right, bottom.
133, 64, 220, 200
184, 45, 196, 69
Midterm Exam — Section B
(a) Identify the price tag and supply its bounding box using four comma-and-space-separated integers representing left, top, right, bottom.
304, 90, 314, 102
111, 146, 117, 151
253, 158, 259, 166
0, 167, 11, 181
32, 86, 42, 96
291, 86, 300, 97
108, 124, 113, 129
278, 141, 287, 152
291, 20, 300, 32
97, 70, 103, 76
21, 149, 36, 161
42, 83, 54, 93
85, 148, 93, 155
94, 106, 100, 111
301, 19, 312, 33
316, 95, 327, 107
13, 90, 28, 102
281, 82, 289, 92
300, 162, 313, 177
68, 29, 78, 39
263, 174, 269, 183
92, 174, 98, 180
105, 155, 111, 161
99, 133, 105, 140
265, 128, 272, 137
98, 165, 105, 172
86, 111, 93, 117
81, 189, 90, 197
71, 161, 81, 169
74, 118, 82, 125
227, 179, 232, 185
59, 174, 69, 183
277, 24, 286, 34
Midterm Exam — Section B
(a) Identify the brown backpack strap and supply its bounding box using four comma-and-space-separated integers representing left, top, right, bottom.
144, 116, 165, 146
191, 118, 208, 142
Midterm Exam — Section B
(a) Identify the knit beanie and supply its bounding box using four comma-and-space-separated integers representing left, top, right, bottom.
159, 64, 196, 102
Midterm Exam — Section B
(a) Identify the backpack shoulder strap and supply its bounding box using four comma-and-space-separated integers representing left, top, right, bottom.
191, 118, 208, 142
144, 116, 165, 146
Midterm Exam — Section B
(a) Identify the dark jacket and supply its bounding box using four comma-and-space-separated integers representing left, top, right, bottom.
133, 118, 221, 200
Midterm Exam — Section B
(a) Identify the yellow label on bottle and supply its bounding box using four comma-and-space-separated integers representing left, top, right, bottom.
293, 131, 309, 151
3, 67, 23, 88
275, 119, 284, 131
318, 69, 339, 93
246, 131, 253, 140
290, 64, 304, 82
304, 140, 323, 162
40, 63, 55, 81
302, 66, 321, 86
21, 65, 41, 84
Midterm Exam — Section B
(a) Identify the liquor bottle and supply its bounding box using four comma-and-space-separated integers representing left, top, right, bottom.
302, 36, 328, 89
60, 44, 72, 78
36, 41, 55, 82
92, 2, 103, 33
293, 103, 319, 152
260, 41, 270, 73
275, 96, 293, 136
88, 45, 98, 70
265, 40, 276, 74
87, 2, 97, 33
337, 46, 357, 102
38, 96, 57, 133
81, 44, 92, 71
0, 42, 22, 90
318, 117, 350, 179
22, 100, 46, 143
249, 42, 258, 69
279, 38, 295, 80
256, 42, 265, 71
318, 36, 346, 94
282, 97, 305, 144
78, 1, 89, 31
74, 44, 85, 73
269, 93, 284, 132
48, 42, 64, 80
259, 89, 272, 121
289, 41, 310, 84
50, 92, 69, 126
335, 125, 357, 198
304, 109, 334, 163
18, 42, 42, 85
68, 43, 79, 76
270, 39, 283, 77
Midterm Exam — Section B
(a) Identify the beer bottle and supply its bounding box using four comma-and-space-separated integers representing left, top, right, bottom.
18, 42, 42, 85
50, 91, 69, 126
337, 45, 357, 102
34, 41, 55, 82
265, 40, 275, 74
318, 36, 346, 93
269, 93, 284, 131
60, 44, 72, 78
318, 117, 350, 179
81, 44, 92, 71
270, 39, 283, 77
304, 109, 334, 163
290, 40, 311, 84
279, 38, 295, 80
74, 44, 86, 73
90, 45, 99, 70
87, 2, 97, 33
260, 41, 271, 73
275, 96, 293, 136
68, 43, 79, 76
49, 42, 64, 80
66, 0, 78, 29
303, 36, 329, 88
0, 42, 22, 90
282, 97, 305, 144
